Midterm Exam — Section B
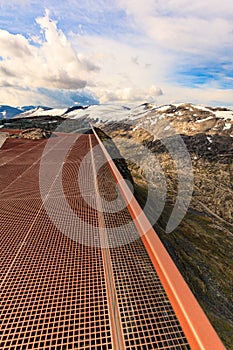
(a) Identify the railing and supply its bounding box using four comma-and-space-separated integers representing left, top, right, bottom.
91, 124, 226, 350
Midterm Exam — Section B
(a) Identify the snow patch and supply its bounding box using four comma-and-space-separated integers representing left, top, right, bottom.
172, 103, 187, 108
195, 116, 214, 123
39, 108, 67, 116
214, 111, 233, 121
150, 119, 157, 126
156, 105, 171, 112
194, 105, 213, 113
223, 123, 232, 130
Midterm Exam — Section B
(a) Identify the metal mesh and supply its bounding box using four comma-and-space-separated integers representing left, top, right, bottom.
91, 136, 190, 349
1, 133, 190, 349
0, 135, 112, 350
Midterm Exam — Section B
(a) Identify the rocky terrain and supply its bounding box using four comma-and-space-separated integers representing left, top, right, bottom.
1, 102, 233, 348
99, 103, 233, 224
4, 128, 52, 140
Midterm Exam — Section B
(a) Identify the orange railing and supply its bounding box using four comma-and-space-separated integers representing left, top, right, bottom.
91, 124, 226, 350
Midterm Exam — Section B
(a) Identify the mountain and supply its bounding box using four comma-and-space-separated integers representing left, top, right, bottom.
0, 105, 54, 119
13, 105, 88, 119
11, 101, 233, 130
0, 105, 22, 119
0, 105, 46, 119
19, 105, 41, 113
58, 101, 233, 348
13, 106, 53, 118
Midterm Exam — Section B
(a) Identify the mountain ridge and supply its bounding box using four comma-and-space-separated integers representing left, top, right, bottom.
1, 102, 233, 121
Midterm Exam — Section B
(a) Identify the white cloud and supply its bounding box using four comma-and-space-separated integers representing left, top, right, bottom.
0, 1, 232, 107
118, 0, 233, 20
70, 32, 167, 103
0, 0, 31, 6
113, 0, 233, 105
158, 84, 233, 107
97, 85, 163, 103
153, 0, 233, 19
0, 30, 32, 58
0, 10, 99, 95
143, 17, 233, 59
117, 0, 233, 58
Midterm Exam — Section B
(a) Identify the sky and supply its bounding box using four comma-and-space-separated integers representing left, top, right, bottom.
0, 0, 233, 107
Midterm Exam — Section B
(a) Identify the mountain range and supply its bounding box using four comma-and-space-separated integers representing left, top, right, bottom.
0, 105, 52, 119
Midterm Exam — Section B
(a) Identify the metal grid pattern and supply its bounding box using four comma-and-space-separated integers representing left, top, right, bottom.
1, 215, 112, 349
111, 241, 190, 349
91, 136, 190, 349
1, 132, 190, 349
0, 138, 47, 193
0, 135, 112, 350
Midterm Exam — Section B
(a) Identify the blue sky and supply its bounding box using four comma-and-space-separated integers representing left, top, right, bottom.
0, 0, 232, 107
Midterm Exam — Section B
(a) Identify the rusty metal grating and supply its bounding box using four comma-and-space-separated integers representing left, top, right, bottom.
0, 135, 113, 350
0, 132, 223, 349
91, 135, 190, 349
110, 241, 190, 349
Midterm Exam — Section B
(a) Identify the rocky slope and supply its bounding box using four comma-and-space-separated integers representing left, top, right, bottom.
97, 103, 233, 225
9, 128, 52, 140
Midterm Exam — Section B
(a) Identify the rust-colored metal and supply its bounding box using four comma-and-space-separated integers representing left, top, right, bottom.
0, 129, 226, 350
0, 135, 113, 350
89, 134, 126, 350
89, 132, 190, 349
91, 125, 226, 350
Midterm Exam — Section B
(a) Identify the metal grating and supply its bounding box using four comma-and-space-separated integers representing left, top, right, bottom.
1, 131, 221, 349
0, 134, 112, 350
90, 135, 190, 349
110, 241, 190, 349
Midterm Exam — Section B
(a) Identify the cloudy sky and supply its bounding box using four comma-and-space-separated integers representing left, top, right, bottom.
0, 0, 232, 107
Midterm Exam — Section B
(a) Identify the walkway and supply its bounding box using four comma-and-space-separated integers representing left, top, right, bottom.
0, 132, 225, 349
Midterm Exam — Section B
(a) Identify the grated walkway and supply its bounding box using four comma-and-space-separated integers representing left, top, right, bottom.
0, 133, 223, 349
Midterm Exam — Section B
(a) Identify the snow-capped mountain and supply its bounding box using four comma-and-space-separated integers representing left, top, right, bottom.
0, 105, 52, 119
13, 105, 87, 119
14, 102, 233, 136
11, 102, 233, 122
0, 105, 23, 119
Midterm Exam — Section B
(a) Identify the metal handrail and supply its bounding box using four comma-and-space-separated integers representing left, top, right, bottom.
91, 123, 226, 350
